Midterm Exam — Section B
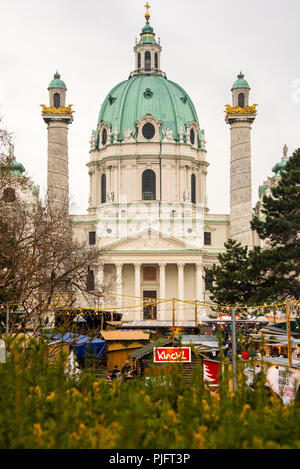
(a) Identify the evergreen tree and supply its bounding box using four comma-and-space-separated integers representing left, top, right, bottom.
205, 148, 300, 306
204, 239, 260, 306
250, 148, 300, 302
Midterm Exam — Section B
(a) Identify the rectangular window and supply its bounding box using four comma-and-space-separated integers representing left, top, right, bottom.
143, 291, 157, 319
86, 269, 95, 291
205, 273, 213, 291
204, 232, 211, 245
143, 266, 157, 281
89, 231, 96, 245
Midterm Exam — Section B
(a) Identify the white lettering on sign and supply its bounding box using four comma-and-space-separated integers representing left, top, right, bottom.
153, 347, 191, 363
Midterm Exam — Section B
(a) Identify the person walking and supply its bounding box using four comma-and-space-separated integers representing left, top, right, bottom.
112, 365, 121, 379
122, 360, 132, 375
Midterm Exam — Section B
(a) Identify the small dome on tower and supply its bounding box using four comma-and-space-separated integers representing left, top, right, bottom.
232, 72, 250, 90
48, 71, 66, 90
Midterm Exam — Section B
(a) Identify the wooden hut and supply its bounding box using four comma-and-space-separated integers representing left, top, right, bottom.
100, 330, 149, 371
129, 338, 202, 384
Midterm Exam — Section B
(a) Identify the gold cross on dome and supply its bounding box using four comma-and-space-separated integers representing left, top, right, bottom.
145, 1, 151, 21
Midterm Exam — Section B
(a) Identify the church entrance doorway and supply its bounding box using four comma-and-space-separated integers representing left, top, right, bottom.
143, 290, 157, 319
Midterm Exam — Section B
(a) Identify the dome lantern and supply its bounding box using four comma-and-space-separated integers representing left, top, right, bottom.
131, 3, 164, 78
47, 71, 67, 108
231, 71, 250, 108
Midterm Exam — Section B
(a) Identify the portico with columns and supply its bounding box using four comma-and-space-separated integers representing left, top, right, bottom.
95, 257, 205, 322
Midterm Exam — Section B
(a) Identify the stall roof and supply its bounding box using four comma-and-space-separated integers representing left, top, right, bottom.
129, 338, 173, 359
259, 325, 300, 337
250, 333, 300, 346
100, 330, 149, 341
264, 357, 300, 369
180, 335, 219, 348
44, 332, 106, 359
119, 321, 198, 329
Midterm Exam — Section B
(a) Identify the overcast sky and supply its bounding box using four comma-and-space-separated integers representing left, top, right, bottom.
0, 0, 299, 215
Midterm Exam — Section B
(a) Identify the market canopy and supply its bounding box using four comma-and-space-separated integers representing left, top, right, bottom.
44, 332, 106, 359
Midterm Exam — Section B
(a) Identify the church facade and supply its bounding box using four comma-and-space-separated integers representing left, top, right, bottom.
41, 9, 263, 321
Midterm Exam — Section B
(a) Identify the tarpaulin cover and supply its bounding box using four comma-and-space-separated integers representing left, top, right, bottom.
44, 332, 106, 359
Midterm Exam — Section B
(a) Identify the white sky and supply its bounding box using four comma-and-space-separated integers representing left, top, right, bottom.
0, 0, 299, 215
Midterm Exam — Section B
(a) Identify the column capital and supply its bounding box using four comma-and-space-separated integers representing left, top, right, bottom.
134, 262, 142, 268
177, 262, 185, 269
159, 262, 167, 268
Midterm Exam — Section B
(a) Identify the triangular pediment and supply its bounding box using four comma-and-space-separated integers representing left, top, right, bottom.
103, 228, 201, 252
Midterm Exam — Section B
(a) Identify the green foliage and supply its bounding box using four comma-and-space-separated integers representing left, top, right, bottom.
250, 148, 300, 302
204, 239, 260, 306
206, 149, 300, 306
0, 337, 300, 449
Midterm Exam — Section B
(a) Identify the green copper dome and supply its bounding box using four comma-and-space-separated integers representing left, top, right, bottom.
139, 22, 157, 44
232, 72, 249, 89
48, 71, 66, 90
96, 74, 202, 146
142, 23, 154, 34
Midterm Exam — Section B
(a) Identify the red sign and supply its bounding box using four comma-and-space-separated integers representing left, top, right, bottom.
153, 347, 191, 363
203, 359, 219, 391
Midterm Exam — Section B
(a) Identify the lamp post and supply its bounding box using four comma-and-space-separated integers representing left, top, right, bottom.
285, 301, 292, 368
231, 308, 237, 392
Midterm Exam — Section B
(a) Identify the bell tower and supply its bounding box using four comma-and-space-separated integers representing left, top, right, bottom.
41, 71, 74, 209
225, 72, 257, 247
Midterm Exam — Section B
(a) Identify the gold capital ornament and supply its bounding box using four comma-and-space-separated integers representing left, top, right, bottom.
40, 104, 75, 117
225, 104, 258, 119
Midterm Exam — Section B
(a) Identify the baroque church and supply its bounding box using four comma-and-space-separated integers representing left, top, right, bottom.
40, 5, 289, 322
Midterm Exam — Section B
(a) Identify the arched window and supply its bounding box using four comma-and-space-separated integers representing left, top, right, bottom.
191, 174, 196, 204
138, 52, 141, 69
145, 51, 151, 71
238, 93, 245, 108
101, 174, 106, 203
54, 93, 60, 108
190, 128, 195, 145
154, 52, 158, 69
102, 128, 107, 146
142, 169, 156, 200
